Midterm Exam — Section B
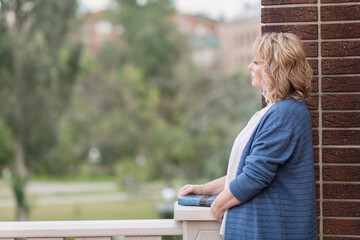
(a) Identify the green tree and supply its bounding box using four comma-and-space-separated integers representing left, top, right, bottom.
173, 61, 261, 180
0, 0, 82, 220
112, 0, 180, 80
53, 0, 189, 181
52, 0, 260, 187
0, 118, 13, 169
110, 0, 186, 122
60, 61, 162, 172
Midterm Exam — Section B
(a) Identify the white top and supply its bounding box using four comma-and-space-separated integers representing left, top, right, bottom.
220, 104, 273, 236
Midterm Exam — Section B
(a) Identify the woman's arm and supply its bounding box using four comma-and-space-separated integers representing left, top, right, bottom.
178, 176, 226, 197
230, 127, 296, 204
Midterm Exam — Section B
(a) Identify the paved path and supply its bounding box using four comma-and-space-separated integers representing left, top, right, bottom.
0, 181, 165, 208
0, 192, 132, 208
0, 181, 121, 208
0, 181, 118, 197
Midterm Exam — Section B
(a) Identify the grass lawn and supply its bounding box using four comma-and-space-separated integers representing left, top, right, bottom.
0, 199, 161, 221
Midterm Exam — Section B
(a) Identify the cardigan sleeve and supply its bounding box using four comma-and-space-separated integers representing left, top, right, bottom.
229, 126, 298, 203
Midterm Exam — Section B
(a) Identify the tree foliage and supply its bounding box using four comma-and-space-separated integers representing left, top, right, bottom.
0, 0, 261, 205
0, 0, 82, 220
53, 0, 261, 184
111, 0, 181, 80
0, 118, 13, 168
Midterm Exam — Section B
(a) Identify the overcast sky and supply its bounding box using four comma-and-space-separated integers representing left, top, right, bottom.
79, 0, 260, 21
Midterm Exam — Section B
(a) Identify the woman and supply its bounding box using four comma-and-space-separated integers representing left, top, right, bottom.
178, 32, 318, 239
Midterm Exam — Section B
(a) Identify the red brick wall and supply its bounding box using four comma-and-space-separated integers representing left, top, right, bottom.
261, 0, 360, 239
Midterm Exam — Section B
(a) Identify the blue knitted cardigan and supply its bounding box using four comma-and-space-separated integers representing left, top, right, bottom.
226, 99, 318, 240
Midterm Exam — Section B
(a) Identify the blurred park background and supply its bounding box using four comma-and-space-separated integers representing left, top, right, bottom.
0, 0, 261, 221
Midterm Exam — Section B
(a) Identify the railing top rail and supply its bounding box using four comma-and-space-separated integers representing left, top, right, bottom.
174, 203, 217, 221
0, 219, 182, 238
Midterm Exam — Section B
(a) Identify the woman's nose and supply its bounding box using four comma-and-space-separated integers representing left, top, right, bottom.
248, 63, 253, 71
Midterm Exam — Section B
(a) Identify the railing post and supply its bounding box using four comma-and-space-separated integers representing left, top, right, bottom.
174, 203, 222, 240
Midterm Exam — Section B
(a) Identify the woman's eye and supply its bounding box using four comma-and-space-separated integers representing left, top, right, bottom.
253, 60, 258, 65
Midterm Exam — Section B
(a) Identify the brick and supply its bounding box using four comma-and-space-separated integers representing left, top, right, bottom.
308, 59, 318, 75
323, 148, 360, 163
313, 129, 319, 145
322, 76, 360, 92
324, 237, 360, 240
314, 164, 320, 181
323, 165, 360, 181
311, 111, 319, 127
321, 0, 360, 3
323, 130, 360, 145
324, 201, 360, 217
316, 183, 320, 199
322, 41, 360, 57
311, 76, 318, 92
262, 7, 317, 23
322, 58, 360, 75
323, 219, 360, 235
304, 42, 318, 57
313, 147, 319, 163
323, 112, 360, 127
262, 0, 317, 4
307, 94, 319, 110
322, 23, 360, 39
323, 183, 360, 199
262, 24, 318, 40
321, 5, 360, 21
316, 200, 320, 217
322, 94, 360, 110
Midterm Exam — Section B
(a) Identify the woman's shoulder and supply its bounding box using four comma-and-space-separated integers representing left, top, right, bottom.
268, 99, 309, 117
271, 98, 308, 111
261, 99, 311, 130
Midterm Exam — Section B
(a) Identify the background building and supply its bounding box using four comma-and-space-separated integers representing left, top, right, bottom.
172, 13, 221, 73
81, 7, 261, 77
82, 11, 121, 56
219, 17, 261, 75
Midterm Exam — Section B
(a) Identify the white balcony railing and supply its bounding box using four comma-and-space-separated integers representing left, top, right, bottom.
0, 203, 222, 240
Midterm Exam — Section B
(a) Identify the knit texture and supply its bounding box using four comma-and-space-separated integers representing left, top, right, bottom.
226, 99, 318, 240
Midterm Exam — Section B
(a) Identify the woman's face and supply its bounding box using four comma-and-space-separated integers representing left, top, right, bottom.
248, 58, 263, 89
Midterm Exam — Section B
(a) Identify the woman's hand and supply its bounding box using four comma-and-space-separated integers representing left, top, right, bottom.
210, 194, 227, 221
178, 184, 204, 197
210, 188, 241, 222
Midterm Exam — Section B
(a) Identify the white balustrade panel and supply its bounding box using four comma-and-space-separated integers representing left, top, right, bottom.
28, 238, 65, 240
125, 237, 161, 240
75, 238, 112, 240
0, 220, 182, 238
0, 202, 224, 240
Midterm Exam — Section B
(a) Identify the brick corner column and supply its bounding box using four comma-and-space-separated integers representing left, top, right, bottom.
261, 0, 360, 239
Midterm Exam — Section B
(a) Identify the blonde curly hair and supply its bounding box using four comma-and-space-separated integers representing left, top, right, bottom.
253, 32, 313, 104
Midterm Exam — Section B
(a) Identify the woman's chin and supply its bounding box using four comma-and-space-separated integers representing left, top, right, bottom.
251, 81, 258, 88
